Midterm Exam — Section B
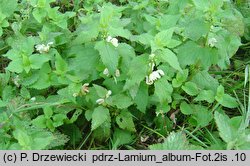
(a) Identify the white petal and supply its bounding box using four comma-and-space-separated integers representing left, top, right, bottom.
73, 93, 78, 97
157, 69, 165, 76
106, 90, 112, 98
106, 36, 112, 42
96, 98, 105, 104
103, 68, 109, 76
30, 97, 36, 101
115, 69, 120, 77
111, 38, 119, 47
145, 76, 153, 85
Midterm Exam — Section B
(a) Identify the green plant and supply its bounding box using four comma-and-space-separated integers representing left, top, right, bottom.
0, 0, 249, 150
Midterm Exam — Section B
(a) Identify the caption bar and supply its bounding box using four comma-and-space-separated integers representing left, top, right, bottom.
0, 150, 248, 166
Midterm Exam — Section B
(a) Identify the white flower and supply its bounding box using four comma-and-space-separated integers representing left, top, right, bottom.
73, 93, 78, 97
103, 68, 110, 76
149, 53, 156, 59
146, 76, 154, 85
207, 37, 217, 47
106, 90, 112, 98
106, 36, 119, 47
13, 75, 20, 87
35, 42, 53, 53
30, 97, 36, 102
81, 83, 89, 93
96, 98, 105, 105
106, 36, 113, 42
110, 38, 119, 47
146, 69, 165, 85
115, 69, 120, 77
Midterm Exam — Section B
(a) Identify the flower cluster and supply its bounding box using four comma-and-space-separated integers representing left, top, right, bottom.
96, 90, 112, 105
106, 36, 119, 47
35, 42, 53, 54
72, 83, 90, 97
146, 69, 165, 85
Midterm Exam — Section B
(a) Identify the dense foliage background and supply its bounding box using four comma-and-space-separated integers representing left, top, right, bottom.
0, 0, 249, 150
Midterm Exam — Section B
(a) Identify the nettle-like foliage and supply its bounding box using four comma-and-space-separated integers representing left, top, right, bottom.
0, 0, 249, 149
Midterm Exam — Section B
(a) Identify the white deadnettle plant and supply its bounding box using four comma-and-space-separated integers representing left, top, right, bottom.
106, 36, 119, 47
35, 42, 53, 53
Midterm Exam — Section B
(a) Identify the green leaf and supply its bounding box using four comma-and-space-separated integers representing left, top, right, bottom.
6, 59, 23, 73
214, 111, 237, 144
149, 131, 189, 150
172, 69, 189, 88
194, 90, 215, 103
55, 54, 68, 75
68, 109, 82, 124
177, 41, 219, 69
215, 85, 238, 108
183, 19, 210, 41
44, 107, 53, 119
180, 102, 193, 115
182, 82, 199, 96
134, 83, 148, 113
159, 48, 182, 71
20, 87, 31, 99
116, 110, 135, 132
153, 28, 174, 49
154, 78, 173, 103
13, 129, 31, 149
93, 84, 108, 98
31, 130, 54, 150
112, 128, 135, 149
53, 114, 67, 127
91, 106, 110, 131
95, 41, 119, 74
109, 94, 133, 109
32, 115, 47, 129
192, 105, 213, 127
29, 54, 50, 69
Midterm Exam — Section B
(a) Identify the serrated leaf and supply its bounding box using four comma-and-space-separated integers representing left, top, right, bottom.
91, 106, 110, 131
182, 82, 199, 96
154, 78, 173, 104
159, 48, 182, 71
154, 28, 174, 48
116, 110, 135, 132
180, 101, 193, 115
195, 90, 215, 103
95, 41, 119, 74
134, 83, 148, 113
20, 87, 31, 99
53, 114, 67, 127
32, 115, 47, 129
214, 111, 237, 144
112, 128, 135, 149
44, 107, 53, 119
172, 69, 189, 88
192, 105, 213, 127
93, 120, 111, 141
93, 84, 108, 98
55, 54, 68, 75
183, 19, 210, 41
110, 94, 133, 109
6, 59, 23, 73
29, 54, 50, 69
